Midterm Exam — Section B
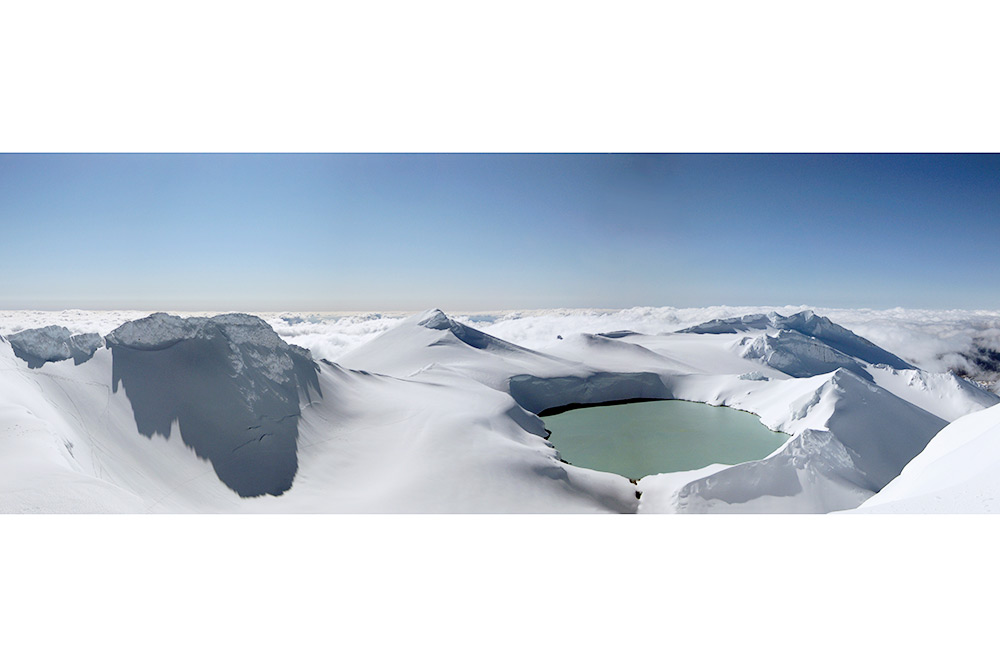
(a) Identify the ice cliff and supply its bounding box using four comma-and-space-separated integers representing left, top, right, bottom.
103, 313, 321, 497
7, 325, 104, 368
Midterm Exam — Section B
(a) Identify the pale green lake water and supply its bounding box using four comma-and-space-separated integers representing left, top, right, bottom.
542, 400, 789, 479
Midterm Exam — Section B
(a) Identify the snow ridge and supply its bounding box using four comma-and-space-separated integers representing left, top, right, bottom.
738, 329, 873, 380
419, 308, 538, 355
681, 310, 915, 370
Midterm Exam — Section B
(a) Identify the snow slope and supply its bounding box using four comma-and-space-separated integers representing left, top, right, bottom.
638, 369, 945, 513
0, 312, 635, 513
680, 310, 914, 369
852, 403, 1000, 513
337, 309, 588, 390
336, 310, 959, 512
1, 307, 995, 513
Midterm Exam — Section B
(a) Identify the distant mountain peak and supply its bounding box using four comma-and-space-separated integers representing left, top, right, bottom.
417, 308, 451, 330
681, 310, 915, 371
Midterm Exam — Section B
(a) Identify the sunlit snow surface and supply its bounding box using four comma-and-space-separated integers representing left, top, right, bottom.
2, 306, 1000, 513
4, 306, 1000, 385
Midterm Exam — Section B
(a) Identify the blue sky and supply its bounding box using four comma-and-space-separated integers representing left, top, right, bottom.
1, 153, 998, 311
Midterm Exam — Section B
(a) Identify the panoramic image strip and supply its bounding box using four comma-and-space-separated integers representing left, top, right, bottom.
9, 4, 1000, 664
3, 153, 1000, 513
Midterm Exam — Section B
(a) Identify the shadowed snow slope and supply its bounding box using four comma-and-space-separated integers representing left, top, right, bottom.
0, 308, 995, 513
0, 312, 635, 513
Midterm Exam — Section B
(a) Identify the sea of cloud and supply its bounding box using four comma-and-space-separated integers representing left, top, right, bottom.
815, 307, 1000, 378
4, 306, 1000, 386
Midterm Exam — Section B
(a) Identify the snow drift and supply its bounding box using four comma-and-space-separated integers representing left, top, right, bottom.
680, 310, 914, 370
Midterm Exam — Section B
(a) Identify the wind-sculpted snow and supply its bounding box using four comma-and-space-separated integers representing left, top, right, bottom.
106, 313, 321, 497
7, 326, 103, 368
671, 429, 872, 513
418, 308, 526, 353
772, 311, 914, 369
811, 369, 945, 488
681, 310, 914, 370
337, 309, 585, 390
737, 329, 873, 381
864, 364, 998, 422
678, 313, 774, 334
636, 369, 947, 513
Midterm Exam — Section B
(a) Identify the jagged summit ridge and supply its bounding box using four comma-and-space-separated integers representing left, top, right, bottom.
107, 312, 290, 351
416, 308, 452, 330
738, 329, 873, 380
681, 309, 914, 370
106, 312, 311, 386
416, 308, 533, 354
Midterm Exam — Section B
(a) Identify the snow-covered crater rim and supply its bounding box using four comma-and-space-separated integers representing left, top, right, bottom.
106, 312, 291, 351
